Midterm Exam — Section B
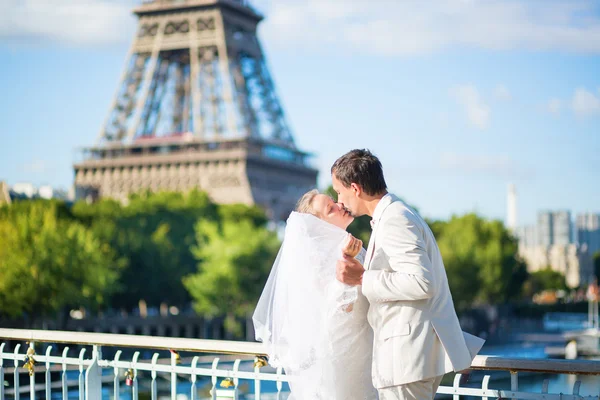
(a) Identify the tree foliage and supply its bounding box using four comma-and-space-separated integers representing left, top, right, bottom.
72, 190, 218, 309
522, 267, 567, 296
183, 213, 280, 334
1, 186, 532, 324
0, 200, 120, 318
431, 213, 528, 310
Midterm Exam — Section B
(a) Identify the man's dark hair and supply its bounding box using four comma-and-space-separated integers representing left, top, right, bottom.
331, 149, 387, 196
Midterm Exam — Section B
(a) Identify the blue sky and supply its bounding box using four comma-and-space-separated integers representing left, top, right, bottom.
0, 0, 598, 225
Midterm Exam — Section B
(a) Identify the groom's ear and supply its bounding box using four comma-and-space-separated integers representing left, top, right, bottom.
350, 182, 362, 197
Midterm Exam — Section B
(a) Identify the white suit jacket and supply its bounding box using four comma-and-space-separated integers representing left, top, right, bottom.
362, 194, 484, 388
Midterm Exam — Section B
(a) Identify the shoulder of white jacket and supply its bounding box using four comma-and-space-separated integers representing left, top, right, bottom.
386, 196, 411, 215
383, 200, 423, 226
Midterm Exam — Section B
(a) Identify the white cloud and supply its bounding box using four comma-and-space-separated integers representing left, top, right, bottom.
439, 152, 531, 179
493, 84, 512, 101
450, 84, 490, 130
255, 0, 600, 56
547, 98, 562, 115
3, 0, 599, 52
0, 0, 135, 46
20, 160, 50, 173
571, 87, 600, 117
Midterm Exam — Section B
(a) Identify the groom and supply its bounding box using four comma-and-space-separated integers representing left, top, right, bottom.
332, 149, 484, 400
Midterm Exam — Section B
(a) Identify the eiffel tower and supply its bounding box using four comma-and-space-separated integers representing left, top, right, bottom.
73, 0, 317, 220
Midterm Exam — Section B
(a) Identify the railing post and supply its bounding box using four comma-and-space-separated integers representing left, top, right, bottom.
510, 371, 518, 400
171, 350, 177, 399
542, 379, 549, 394
78, 348, 87, 400
61, 347, 70, 400
275, 367, 283, 400
452, 373, 462, 400
113, 350, 122, 400
232, 359, 240, 400
210, 358, 219, 400
190, 356, 199, 400
572, 380, 581, 396
45, 346, 53, 400
481, 375, 491, 400
85, 345, 102, 400
131, 351, 140, 400
254, 362, 261, 400
0, 343, 5, 400
151, 353, 159, 400
13, 344, 21, 400
28, 342, 35, 400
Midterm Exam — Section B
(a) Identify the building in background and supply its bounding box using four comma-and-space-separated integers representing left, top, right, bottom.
516, 225, 537, 248
0, 181, 11, 205
506, 183, 517, 232
520, 243, 594, 288
3, 182, 71, 202
577, 213, 600, 257
536, 211, 572, 246
518, 210, 595, 288
73, 0, 318, 221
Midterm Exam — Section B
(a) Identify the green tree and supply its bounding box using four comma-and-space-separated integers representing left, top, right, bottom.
434, 213, 528, 310
522, 267, 567, 296
183, 213, 280, 335
594, 251, 600, 280
0, 200, 121, 318
72, 189, 219, 309
218, 203, 269, 227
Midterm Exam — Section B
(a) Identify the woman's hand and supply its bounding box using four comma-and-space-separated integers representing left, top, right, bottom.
342, 303, 354, 313
342, 233, 362, 258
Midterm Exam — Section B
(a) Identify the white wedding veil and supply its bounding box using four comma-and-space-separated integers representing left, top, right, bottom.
252, 211, 362, 398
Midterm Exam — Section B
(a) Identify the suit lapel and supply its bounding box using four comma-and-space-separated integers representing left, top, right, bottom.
364, 194, 397, 271
364, 225, 378, 270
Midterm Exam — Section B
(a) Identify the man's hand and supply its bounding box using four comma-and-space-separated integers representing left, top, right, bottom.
336, 254, 365, 286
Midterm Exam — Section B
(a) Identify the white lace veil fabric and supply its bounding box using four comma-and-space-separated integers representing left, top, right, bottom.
252, 212, 364, 399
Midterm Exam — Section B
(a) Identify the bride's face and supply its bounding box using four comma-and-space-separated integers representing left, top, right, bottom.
312, 194, 354, 229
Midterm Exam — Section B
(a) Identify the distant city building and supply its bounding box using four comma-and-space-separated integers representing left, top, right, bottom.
519, 243, 593, 288
11, 182, 36, 198
516, 225, 537, 248
553, 211, 572, 245
537, 212, 553, 247
577, 213, 600, 257
7, 182, 71, 202
0, 181, 11, 205
537, 211, 572, 246
506, 183, 517, 231
517, 210, 596, 289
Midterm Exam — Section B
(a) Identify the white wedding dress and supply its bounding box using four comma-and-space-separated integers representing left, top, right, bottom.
253, 212, 377, 400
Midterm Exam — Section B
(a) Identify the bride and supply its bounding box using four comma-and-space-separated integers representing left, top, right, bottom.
253, 189, 378, 400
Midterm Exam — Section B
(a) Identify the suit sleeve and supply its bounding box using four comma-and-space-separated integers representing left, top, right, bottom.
362, 212, 435, 303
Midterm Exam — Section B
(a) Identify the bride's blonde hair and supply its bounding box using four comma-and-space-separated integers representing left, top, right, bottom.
295, 189, 319, 216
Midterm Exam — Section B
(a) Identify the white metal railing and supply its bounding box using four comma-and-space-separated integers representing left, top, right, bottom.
0, 328, 599, 400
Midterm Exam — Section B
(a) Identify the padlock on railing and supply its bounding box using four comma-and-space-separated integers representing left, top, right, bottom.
220, 377, 235, 388
124, 368, 134, 386
169, 349, 181, 364
254, 356, 268, 369
23, 346, 36, 377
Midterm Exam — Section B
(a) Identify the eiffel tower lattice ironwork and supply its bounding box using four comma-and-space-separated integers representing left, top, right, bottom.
74, 0, 317, 220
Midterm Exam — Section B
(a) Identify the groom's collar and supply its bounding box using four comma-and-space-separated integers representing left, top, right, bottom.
370, 193, 394, 226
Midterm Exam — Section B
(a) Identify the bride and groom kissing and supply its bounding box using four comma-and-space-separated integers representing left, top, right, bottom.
253, 149, 485, 400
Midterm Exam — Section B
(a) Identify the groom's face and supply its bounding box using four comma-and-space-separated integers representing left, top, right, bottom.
332, 174, 363, 217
